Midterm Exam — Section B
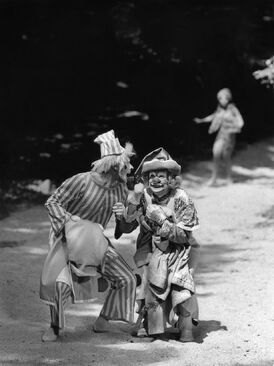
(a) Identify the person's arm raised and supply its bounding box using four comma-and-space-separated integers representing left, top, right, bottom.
194, 113, 215, 124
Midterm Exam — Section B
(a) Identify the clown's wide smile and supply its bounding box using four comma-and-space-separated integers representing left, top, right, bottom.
150, 183, 165, 192
148, 170, 169, 194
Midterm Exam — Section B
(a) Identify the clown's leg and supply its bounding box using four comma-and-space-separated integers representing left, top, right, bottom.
42, 281, 72, 342
145, 289, 166, 336
93, 246, 136, 332
136, 265, 148, 312
131, 265, 149, 336
177, 294, 199, 343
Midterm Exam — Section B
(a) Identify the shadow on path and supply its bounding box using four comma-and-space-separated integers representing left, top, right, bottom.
194, 320, 228, 344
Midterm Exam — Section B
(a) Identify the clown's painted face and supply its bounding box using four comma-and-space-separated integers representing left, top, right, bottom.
148, 170, 169, 195
118, 156, 133, 182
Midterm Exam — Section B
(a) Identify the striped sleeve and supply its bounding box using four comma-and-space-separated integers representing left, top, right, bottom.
45, 173, 86, 236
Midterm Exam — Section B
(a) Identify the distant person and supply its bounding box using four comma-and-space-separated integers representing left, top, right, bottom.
40, 130, 136, 342
194, 88, 244, 186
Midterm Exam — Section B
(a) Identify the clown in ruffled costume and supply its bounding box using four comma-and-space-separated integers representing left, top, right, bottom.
40, 130, 136, 341
115, 148, 200, 342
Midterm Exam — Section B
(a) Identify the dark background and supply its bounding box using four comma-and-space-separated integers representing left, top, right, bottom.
3, 0, 274, 184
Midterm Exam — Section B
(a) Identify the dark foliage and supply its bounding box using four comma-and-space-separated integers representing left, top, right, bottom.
2, 0, 274, 184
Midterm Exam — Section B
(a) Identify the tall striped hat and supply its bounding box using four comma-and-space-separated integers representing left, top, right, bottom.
94, 130, 124, 157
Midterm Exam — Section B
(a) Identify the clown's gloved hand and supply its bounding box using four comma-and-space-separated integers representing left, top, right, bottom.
146, 204, 167, 226
132, 182, 144, 204
127, 182, 144, 207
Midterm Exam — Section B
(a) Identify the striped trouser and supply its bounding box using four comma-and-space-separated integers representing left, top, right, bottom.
50, 282, 71, 330
50, 246, 136, 329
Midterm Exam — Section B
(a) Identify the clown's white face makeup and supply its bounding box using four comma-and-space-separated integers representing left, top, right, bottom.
119, 156, 133, 182
148, 170, 169, 196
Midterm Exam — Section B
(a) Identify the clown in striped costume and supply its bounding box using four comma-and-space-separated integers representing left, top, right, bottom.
40, 130, 136, 342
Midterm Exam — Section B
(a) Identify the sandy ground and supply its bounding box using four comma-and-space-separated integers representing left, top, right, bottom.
1, 138, 274, 366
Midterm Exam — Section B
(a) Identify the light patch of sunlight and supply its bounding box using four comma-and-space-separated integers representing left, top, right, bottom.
23, 246, 48, 255
117, 110, 149, 120
41, 358, 64, 364
37, 221, 51, 227
3, 227, 48, 234
65, 302, 102, 317
97, 343, 149, 351
267, 145, 274, 153
266, 279, 274, 319
65, 308, 100, 317
0, 355, 64, 364
232, 165, 274, 177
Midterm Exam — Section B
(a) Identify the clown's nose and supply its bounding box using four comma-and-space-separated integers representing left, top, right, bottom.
152, 177, 161, 183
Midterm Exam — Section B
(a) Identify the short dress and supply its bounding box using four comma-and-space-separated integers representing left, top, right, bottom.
209, 103, 244, 158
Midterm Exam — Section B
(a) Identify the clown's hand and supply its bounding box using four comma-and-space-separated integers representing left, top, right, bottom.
70, 215, 81, 222
134, 182, 144, 195
139, 215, 152, 231
146, 204, 167, 226
113, 202, 126, 220
152, 235, 161, 246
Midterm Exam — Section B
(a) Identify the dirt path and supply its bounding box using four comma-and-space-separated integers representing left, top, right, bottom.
1, 138, 274, 366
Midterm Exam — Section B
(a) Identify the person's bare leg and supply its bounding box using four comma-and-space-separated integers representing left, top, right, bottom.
207, 155, 220, 186
208, 140, 222, 186
224, 156, 233, 184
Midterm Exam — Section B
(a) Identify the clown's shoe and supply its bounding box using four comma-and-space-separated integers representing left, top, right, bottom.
41, 326, 59, 342
93, 316, 111, 333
